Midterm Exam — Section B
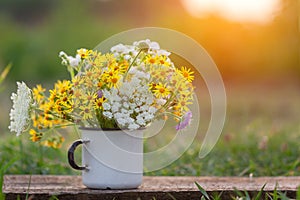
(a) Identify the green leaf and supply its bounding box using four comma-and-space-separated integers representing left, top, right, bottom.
212, 191, 223, 200
25, 175, 32, 200
272, 183, 278, 200
254, 183, 266, 200
277, 191, 290, 200
233, 187, 245, 198
0, 63, 12, 85
167, 193, 176, 200
195, 181, 210, 200
245, 191, 251, 200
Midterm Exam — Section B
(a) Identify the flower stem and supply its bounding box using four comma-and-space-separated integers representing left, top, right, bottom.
123, 49, 143, 80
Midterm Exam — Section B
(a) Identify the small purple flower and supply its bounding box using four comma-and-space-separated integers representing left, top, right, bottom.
97, 90, 103, 98
175, 111, 192, 130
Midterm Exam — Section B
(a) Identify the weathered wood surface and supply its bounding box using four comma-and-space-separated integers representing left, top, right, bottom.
3, 175, 300, 200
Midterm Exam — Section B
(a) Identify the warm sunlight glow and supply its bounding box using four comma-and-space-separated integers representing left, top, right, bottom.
181, 0, 281, 24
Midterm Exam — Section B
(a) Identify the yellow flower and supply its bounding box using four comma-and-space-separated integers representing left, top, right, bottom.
49, 88, 58, 101
29, 129, 43, 142
91, 53, 106, 67
55, 80, 72, 94
145, 55, 170, 67
72, 76, 83, 87
83, 77, 94, 89
91, 66, 103, 80
42, 136, 65, 149
80, 105, 93, 120
32, 84, 45, 102
81, 91, 97, 105
94, 97, 106, 109
73, 89, 82, 99
105, 53, 116, 63
172, 105, 183, 121
118, 60, 129, 72
145, 55, 157, 65
148, 82, 157, 91
103, 69, 122, 88
175, 96, 193, 112
108, 74, 121, 88
77, 48, 89, 59
153, 83, 171, 98
179, 66, 194, 82
157, 55, 170, 66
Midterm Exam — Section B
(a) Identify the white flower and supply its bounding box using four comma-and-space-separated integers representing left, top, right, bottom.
103, 111, 113, 119
156, 49, 171, 56
112, 102, 121, 113
68, 54, 81, 67
111, 44, 137, 56
144, 113, 154, 121
134, 39, 160, 50
124, 55, 131, 60
59, 51, 81, 67
102, 102, 111, 110
140, 105, 149, 111
126, 117, 134, 124
9, 82, 32, 136
116, 117, 126, 126
100, 69, 158, 129
128, 123, 140, 130
148, 107, 157, 114
136, 114, 147, 126
123, 102, 129, 109
157, 99, 167, 105
59, 51, 67, 57
110, 44, 128, 53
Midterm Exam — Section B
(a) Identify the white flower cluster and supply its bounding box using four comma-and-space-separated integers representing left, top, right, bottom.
59, 51, 81, 67
102, 74, 157, 130
111, 39, 171, 61
9, 82, 32, 136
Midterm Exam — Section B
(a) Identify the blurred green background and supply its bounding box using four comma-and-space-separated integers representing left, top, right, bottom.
0, 0, 299, 83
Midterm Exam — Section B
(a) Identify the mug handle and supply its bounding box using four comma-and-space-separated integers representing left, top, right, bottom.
67, 139, 87, 170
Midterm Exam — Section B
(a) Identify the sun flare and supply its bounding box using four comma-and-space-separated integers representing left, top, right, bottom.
181, 0, 281, 24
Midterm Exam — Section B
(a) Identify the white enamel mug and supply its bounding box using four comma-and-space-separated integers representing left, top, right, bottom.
68, 128, 143, 189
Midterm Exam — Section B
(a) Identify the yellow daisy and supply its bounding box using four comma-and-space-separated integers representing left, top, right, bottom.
179, 66, 194, 82
80, 105, 93, 120
153, 83, 171, 98
32, 84, 45, 102
145, 55, 157, 65
29, 129, 43, 142
157, 55, 170, 66
94, 97, 106, 109
77, 48, 89, 59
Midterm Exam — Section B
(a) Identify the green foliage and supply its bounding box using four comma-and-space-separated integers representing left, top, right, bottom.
195, 182, 295, 200
0, 0, 119, 83
0, 137, 77, 175
0, 63, 11, 85
195, 181, 211, 200
144, 124, 300, 177
0, 136, 78, 199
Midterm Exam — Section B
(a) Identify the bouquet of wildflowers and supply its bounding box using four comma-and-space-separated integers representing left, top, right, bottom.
9, 39, 195, 148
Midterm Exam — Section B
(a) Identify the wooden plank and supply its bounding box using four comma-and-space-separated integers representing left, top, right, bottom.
3, 175, 300, 200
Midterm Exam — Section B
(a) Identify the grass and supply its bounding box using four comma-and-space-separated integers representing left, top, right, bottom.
196, 181, 300, 200
0, 83, 299, 199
